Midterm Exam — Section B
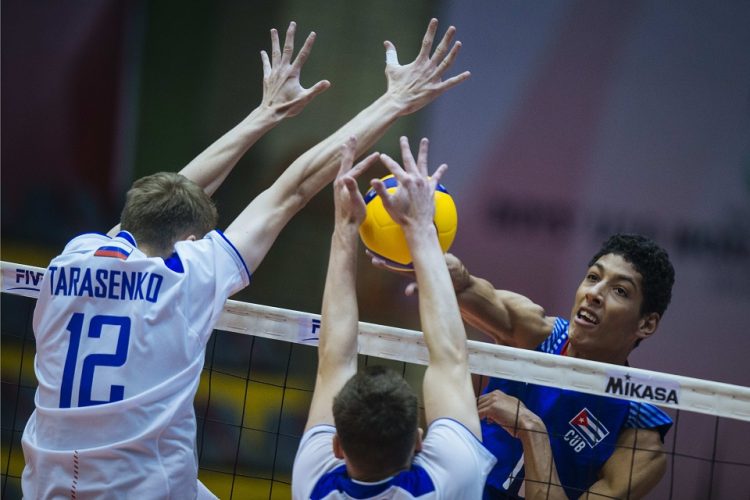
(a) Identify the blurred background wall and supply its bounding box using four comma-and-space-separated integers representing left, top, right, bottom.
426, 0, 750, 388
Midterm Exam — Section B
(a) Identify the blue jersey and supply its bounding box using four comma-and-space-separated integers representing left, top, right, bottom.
481, 318, 672, 499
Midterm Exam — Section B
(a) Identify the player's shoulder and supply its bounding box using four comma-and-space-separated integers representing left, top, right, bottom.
422, 418, 497, 466
536, 317, 569, 354
624, 401, 673, 439
52, 231, 142, 266
61, 230, 137, 252
62, 232, 111, 253
417, 419, 496, 498
174, 230, 232, 258
174, 230, 250, 284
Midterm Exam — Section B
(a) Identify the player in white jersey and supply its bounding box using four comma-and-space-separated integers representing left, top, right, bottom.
292, 136, 496, 500
22, 18, 470, 499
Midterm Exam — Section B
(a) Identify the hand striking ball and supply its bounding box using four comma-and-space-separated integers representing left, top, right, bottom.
359, 174, 458, 270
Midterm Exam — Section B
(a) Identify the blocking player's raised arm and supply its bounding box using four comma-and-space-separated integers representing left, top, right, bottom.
304, 138, 379, 432
178, 22, 330, 196
224, 18, 470, 273
373, 136, 481, 438
108, 21, 329, 237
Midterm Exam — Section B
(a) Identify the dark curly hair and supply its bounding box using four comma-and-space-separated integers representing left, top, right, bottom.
588, 234, 675, 317
333, 365, 418, 477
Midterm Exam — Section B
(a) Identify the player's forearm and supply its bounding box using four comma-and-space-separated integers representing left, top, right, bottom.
515, 414, 567, 500
588, 428, 667, 499
406, 224, 468, 365
318, 222, 361, 372
456, 276, 514, 339
277, 93, 403, 206
179, 105, 282, 196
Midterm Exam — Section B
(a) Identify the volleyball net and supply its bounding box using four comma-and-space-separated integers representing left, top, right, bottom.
2, 261, 749, 498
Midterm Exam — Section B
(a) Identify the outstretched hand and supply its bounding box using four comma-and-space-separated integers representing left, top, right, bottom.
477, 389, 530, 439
260, 21, 331, 118
384, 18, 471, 116
368, 251, 472, 295
333, 137, 380, 227
373, 136, 447, 230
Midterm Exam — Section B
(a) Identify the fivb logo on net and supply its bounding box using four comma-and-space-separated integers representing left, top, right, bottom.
2, 265, 44, 298
298, 317, 321, 344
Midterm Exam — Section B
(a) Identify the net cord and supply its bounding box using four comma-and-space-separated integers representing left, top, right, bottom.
3, 260, 749, 422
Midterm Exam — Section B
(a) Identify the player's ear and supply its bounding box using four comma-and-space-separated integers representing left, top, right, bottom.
332, 433, 345, 459
186, 234, 197, 242
414, 427, 424, 453
636, 312, 660, 340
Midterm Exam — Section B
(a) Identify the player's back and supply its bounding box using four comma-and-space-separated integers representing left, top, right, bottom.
22, 230, 249, 498
32, 232, 207, 411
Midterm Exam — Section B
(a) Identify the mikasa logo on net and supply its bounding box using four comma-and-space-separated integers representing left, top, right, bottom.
605, 372, 680, 404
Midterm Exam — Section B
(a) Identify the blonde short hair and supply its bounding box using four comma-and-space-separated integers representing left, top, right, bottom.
120, 172, 217, 256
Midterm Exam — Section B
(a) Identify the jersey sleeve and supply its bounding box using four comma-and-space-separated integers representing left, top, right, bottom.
414, 418, 497, 498
536, 317, 569, 354
624, 401, 673, 441
172, 230, 251, 343
292, 425, 342, 500
205, 229, 251, 295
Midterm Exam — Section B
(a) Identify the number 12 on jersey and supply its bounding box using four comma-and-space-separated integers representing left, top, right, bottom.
60, 313, 131, 408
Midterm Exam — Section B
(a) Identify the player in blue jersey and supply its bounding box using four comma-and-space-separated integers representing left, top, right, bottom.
292, 136, 496, 500
22, 18, 470, 499
434, 236, 675, 499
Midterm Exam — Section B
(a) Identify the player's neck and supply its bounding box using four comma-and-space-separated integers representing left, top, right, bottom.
347, 462, 410, 483
564, 339, 630, 365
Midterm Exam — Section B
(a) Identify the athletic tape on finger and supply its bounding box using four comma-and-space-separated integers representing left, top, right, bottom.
385, 49, 399, 65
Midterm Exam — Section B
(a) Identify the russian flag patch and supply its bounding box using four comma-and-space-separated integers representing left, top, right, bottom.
94, 245, 132, 260
569, 408, 609, 448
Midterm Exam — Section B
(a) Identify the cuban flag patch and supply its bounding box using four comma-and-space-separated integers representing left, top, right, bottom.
569, 408, 609, 448
94, 245, 132, 260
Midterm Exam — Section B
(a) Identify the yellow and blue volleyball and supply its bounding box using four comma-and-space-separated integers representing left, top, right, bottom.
359, 174, 458, 270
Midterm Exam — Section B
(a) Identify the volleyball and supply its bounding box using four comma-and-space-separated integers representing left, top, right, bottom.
359, 174, 458, 270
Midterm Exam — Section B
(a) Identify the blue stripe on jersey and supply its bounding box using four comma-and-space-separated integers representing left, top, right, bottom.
310, 464, 435, 499
626, 401, 673, 440
215, 229, 251, 280
537, 317, 569, 354
115, 231, 136, 246
163, 252, 185, 273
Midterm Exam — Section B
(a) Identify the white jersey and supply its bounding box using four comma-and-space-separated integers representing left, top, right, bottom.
292, 419, 496, 500
21, 230, 249, 499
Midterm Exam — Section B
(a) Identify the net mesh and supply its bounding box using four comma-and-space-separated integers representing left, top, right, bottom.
2, 262, 749, 499
0, 292, 427, 499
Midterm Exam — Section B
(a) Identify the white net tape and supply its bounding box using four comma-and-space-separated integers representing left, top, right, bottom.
3, 260, 749, 422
